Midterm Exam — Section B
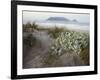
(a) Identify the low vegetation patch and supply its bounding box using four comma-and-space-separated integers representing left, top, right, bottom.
49, 31, 89, 65
23, 34, 37, 47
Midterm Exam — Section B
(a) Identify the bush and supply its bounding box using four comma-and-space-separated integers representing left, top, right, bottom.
23, 22, 38, 32
50, 31, 89, 56
23, 34, 37, 47
31, 22, 38, 30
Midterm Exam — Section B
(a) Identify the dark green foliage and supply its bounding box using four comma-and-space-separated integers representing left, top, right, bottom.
23, 22, 32, 32
23, 22, 38, 32
23, 34, 37, 47
32, 22, 38, 30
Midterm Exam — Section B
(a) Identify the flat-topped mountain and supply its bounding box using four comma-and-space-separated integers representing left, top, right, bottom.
72, 19, 78, 22
46, 17, 70, 22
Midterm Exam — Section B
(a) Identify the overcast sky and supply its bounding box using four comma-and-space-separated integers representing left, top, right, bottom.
23, 11, 90, 24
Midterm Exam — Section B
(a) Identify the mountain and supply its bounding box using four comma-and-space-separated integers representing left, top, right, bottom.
72, 19, 78, 22
46, 17, 70, 22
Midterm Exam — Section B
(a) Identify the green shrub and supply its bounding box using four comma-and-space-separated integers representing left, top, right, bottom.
50, 31, 89, 56
31, 22, 38, 30
23, 22, 38, 32
23, 34, 37, 47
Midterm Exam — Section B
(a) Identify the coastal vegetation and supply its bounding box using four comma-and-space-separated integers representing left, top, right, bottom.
23, 22, 90, 68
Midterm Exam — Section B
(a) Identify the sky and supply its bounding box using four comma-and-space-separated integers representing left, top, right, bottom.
23, 11, 90, 24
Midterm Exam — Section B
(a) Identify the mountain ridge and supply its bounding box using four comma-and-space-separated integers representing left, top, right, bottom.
46, 17, 70, 22
46, 17, 79, 23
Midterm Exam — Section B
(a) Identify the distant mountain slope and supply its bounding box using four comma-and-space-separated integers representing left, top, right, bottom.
46, 17, 70, 22
72, 19, 78, 22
